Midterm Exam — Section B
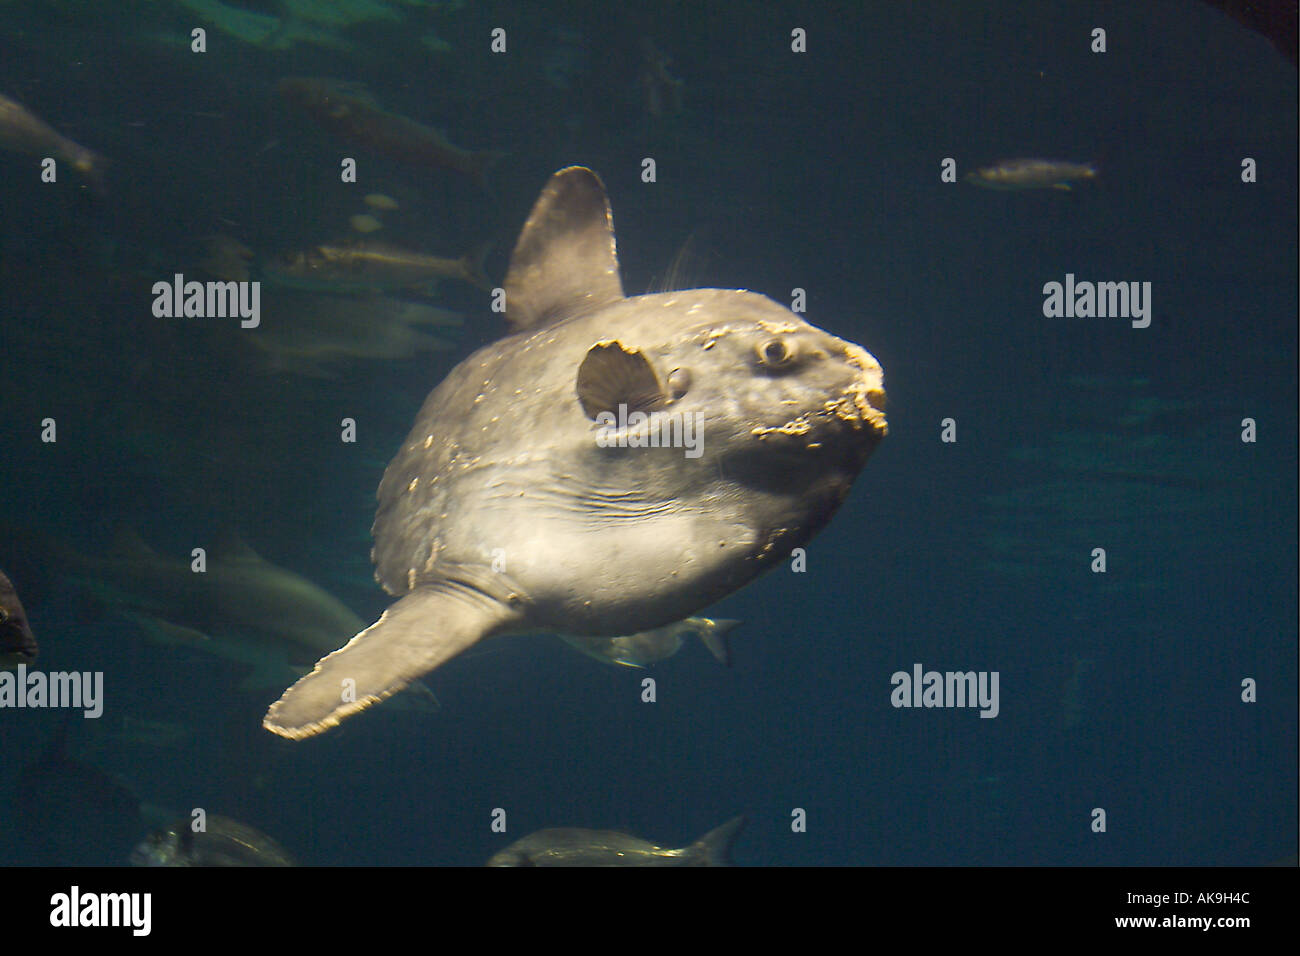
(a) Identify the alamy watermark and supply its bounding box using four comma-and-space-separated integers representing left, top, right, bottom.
49, 886, 150, 936
0, 664, 102, 718
595, 403, 704, 458
1042, 273, 1151, 328
151, 273, 260, 328
890, 662, 999, 718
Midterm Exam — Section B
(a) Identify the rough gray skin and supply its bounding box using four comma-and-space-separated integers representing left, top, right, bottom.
487, 816, 745, 866
264, 166, 887, 739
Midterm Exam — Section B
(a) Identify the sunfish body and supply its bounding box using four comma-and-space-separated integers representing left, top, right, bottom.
264, 240, 492, 293
965, 158, 1096, 191
488, 816, 744, 866
278, 77, 504, 186
265, 166, 887, 739
561, 616, 739, 667
0, 92, 103, 191
0, 569, 38, 668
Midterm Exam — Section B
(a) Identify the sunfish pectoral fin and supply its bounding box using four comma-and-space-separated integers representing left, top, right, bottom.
263, 583, 513, 740
575, 341, 666, 420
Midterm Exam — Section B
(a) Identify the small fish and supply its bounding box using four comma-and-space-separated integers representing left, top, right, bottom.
639, 38, 685, 118
264, 239, 492, 293
364, 193, 400, 211
965, 158, 1097, 191
349, 213, 384, 233
247, 291, 461, 378
131, 815, 296, 866
487, 816, 744, 866
0, 569, 38, 669
0, 92, 104, 191
279, 77, 504, 187
561, 616, 739, 668
55, 528, 441, 714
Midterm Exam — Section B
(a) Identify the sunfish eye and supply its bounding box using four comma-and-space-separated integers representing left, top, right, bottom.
666, 367, 691, 401
757, 337, 796, 369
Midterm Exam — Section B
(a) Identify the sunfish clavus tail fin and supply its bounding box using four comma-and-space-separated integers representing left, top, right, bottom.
263, 582, 515, 740
687, 815, 745, 866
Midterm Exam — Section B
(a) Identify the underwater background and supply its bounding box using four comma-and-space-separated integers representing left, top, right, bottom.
0, 0, 1295, 866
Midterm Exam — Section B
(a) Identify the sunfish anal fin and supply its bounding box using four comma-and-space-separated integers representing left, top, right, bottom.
263, 582, 515, 739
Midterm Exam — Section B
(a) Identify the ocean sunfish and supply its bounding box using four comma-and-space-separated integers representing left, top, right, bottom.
265, 166, 887, 739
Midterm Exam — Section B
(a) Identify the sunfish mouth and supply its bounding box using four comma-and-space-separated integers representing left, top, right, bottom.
749, 340, 887, 444
838, 341, 888, 437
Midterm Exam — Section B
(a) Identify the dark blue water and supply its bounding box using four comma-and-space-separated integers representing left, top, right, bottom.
0, 0, 1294, 866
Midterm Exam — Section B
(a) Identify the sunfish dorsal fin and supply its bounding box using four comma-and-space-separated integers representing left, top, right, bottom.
576, 340, 666, 420
503, 166, 624, 333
